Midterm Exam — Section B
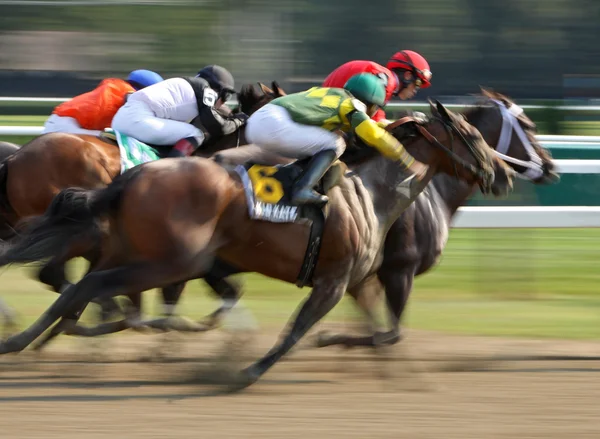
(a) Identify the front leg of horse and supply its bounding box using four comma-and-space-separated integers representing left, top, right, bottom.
377, 266, 415, 344
316, 275, 387, 348
240, 281, 346, 387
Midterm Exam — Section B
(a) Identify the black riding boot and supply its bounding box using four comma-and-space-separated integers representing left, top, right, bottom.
290, 149, 338, 207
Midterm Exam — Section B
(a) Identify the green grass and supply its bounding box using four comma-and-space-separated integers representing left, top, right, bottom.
2, 229, 600, 339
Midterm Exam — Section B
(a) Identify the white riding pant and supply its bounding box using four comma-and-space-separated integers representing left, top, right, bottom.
111, 99, 203, 145
246, 103, 346, 159
42, 114, 102, 136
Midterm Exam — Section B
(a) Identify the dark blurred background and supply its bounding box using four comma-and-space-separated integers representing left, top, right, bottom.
1, 0, 599, 101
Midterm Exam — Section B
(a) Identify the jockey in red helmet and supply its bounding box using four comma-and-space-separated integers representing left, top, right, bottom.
386, 50, 432, 98
323, 49, 431, 124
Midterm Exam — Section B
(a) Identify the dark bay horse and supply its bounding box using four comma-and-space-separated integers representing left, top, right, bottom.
0, 83, 284, 338
0, 101, 515, 387
316, 89, 559, 349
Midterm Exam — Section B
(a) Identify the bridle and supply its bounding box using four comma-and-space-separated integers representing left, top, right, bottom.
489, 99, 544, 181
387, 116, 494, 192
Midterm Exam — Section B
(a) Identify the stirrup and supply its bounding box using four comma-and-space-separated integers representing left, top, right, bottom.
291, 188, 329, 207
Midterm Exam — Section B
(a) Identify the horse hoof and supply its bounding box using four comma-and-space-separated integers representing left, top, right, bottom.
234, 366, 260, 390
315, 330, 335, 348
0, 337, 22, 355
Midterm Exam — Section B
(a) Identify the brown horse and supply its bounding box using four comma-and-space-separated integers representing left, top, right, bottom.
0, 101, 515, 387
103, 88, 560, 341
26, 87, 552, 349
0, 82, 284, 338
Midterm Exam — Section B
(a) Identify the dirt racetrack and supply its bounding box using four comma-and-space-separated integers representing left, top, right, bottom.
1, 327, 600, 439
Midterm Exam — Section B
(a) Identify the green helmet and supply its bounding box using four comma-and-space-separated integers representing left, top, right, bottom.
343, 73, 386, 107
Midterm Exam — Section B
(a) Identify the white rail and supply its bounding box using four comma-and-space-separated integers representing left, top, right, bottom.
452, 206, 600, 228
2, 96, 600, 111
2, 125, 600, 146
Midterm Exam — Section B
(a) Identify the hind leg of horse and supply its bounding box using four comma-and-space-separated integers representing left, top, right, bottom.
0, 259, 200, 355
0, 296, 18, 338
31, 251, 124, 351
37, 249, 123, 318
199, 273, 243, 330
241, 279, 347, 386
146, 259, 244, 333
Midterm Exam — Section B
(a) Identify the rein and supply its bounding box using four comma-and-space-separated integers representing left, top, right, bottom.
387, 116, 493, 191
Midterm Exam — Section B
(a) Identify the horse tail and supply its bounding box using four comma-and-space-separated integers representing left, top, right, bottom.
0, 160, 18, 240
0, 161, 12, 216
0, 164, 143, 266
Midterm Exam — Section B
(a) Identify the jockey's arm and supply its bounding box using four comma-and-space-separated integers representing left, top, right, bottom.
193, 106, 248, 139
349, 110, 416, 169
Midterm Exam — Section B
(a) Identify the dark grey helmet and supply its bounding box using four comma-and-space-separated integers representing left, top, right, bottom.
196, 65, 235, 95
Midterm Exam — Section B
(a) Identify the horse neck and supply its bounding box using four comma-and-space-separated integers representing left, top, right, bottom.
429, 175, 475, 219
353, 154, 439, 232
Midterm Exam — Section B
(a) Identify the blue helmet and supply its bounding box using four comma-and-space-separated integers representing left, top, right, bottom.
126, 70, 164, 90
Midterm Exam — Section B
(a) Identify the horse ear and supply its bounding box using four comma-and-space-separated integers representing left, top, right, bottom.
272, 81, 286, 97
258, 82, 274, 95
435, 100, 452, 122
428, 98, 439, 117
479, 85, 494, 99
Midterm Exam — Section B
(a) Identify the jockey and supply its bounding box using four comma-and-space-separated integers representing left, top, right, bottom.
42, 70, 164, 136
322, 50, 432, 125
111, 65, 248, 158
246, 73, 429, 206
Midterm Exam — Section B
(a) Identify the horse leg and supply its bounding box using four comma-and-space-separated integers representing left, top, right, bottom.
378, 267, 415, 344
146, 258, 244, 333
241, 279, 347, 386
37, 252, 123, 319
0, 259, 197, 355
200, 273, 243, 330
0, 296, 18, 338
316, 275, 388, 348
31, 251, 124, 351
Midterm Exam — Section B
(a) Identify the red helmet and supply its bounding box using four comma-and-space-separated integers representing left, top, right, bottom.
387, 50, 432, 89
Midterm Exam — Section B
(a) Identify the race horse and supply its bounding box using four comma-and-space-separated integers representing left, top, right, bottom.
0, 82, 285, 338
0, 100, 515, 389
4, 87, 555, 346
316, 89, 559, 348
61, 88, 559, 346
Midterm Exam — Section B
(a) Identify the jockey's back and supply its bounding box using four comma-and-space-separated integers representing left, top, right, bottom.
270, 86, 364, 132
54, 78, 135, 130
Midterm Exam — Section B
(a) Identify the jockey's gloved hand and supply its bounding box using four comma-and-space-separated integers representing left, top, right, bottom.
233, 112, 249, 123
411, 111, 428, 124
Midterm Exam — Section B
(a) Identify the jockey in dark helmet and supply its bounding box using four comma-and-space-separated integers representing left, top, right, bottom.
112, 65, 248, 157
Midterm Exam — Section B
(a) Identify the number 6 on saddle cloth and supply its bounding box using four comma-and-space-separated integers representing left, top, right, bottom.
235, 157, 347, 287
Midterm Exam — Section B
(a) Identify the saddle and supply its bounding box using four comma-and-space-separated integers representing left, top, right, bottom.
234, 156, 347, 287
